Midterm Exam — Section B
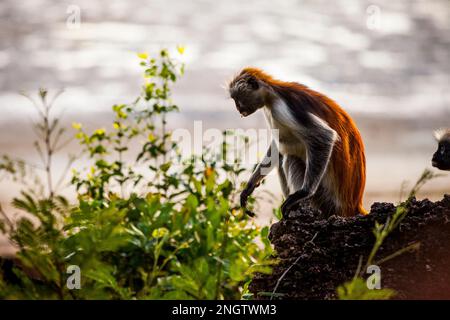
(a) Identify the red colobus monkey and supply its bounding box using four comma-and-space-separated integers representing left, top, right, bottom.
229, 68, 366, 217
432, 128, 450, 171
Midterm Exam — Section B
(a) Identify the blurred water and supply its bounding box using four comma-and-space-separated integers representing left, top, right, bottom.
0, 0, 449, 117
0, 1, 449, 253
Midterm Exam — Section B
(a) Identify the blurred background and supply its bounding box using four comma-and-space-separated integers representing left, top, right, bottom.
1, 0, 449, 254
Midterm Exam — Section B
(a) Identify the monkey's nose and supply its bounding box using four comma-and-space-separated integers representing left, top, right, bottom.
235, 102, 244, 114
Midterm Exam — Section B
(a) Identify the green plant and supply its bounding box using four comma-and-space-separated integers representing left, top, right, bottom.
337, 277, 395, 300
0, 48, 272, 300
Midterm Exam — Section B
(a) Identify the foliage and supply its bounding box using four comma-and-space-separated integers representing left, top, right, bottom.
0, 48, 272, 300
337, 277, 395, 300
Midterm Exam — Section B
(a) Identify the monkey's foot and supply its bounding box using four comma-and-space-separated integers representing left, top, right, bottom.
281, 190, 309, 217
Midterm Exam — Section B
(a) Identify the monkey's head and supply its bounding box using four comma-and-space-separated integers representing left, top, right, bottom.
432, 128, 450, 171
228, 69, 267, 117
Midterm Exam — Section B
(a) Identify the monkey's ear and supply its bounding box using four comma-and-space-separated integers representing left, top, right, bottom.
247, 77, 259, 90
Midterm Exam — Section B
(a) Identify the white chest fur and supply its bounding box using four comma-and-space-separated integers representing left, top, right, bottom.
263, 100, 307, 159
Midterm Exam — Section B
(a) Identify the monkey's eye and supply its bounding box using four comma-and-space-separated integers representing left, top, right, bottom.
247, 77, 259, 90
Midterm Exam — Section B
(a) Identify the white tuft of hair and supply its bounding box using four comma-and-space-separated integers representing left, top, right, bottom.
433, 128, 450, 141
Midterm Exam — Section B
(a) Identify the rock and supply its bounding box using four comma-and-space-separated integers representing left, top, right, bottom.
249, 195, 450, 299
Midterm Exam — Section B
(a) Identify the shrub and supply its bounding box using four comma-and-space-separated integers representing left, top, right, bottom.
0, 48, 272, 299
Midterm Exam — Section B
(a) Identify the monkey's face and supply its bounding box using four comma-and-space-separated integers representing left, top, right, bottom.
432, 141, 450, 171
229, 75, 265, 117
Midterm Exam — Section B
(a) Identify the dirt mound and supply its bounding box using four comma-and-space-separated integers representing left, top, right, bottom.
249, 195, 450, 299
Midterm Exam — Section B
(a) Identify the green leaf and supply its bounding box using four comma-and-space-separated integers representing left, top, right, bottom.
337, 277, 395, 300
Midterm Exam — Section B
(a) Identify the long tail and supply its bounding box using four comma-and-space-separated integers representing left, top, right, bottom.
359, 205, 368, 215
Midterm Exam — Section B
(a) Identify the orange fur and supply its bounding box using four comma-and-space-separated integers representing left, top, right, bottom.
242, 68, 367, 217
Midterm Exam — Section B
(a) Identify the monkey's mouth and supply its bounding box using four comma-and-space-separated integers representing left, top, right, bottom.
238, 109, 256, 117
432, 160, 450, 170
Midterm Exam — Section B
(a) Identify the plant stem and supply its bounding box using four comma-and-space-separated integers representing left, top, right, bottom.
214, 214, 230, 300
375, 242, 420, 266
43, 101, 54, 199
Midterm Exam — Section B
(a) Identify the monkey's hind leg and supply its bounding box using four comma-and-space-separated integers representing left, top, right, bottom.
282, 155, 306, 194
280, 155, 306, 215
311, 186, 339, 217
277, 154, 290, 198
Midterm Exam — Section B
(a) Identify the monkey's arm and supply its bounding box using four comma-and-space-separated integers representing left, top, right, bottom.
240, 139, 279, 212
281, 119, 337, 214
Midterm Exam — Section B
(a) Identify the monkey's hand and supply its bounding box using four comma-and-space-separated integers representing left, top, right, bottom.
240, 184, 256, 217
240, 186, 253, 208
281, 189, 309, 217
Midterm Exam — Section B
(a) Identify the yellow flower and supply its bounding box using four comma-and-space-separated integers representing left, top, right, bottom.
137, 52, 148, 59
152, 228, 169, 239
94, 128, 105, 135
72, 122, 82, 130
113, 122, 123, 130
148, 133, 156, 142
177, 45, 185, 55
